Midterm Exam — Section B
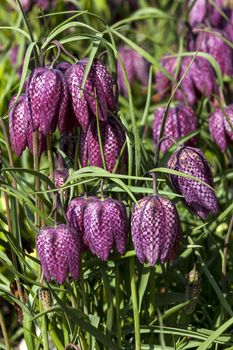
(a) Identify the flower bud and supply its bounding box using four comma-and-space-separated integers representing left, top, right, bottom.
168, 146, 218, 219
37, 224, 81, 284
131, 195, 180, 265
153, 104, 197, 152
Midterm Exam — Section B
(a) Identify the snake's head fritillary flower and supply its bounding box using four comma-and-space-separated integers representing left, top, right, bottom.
37, 224, 81, 284
209, 108, 227, 152
9, 94, 28, 156
209, 104, 233, 152
65, 59, 117, 130
168, 146, 218, 219
83, 198, 128, 260
153, 104, 197, 152
80, 117, 127, 173
131, 195, 180, 265
195, 30, 233, 76
59, 133, 77, 161
117, 46, 149, 96
188, 0, 224, 28
156, 55, 216, 105
26, 67, 69, 135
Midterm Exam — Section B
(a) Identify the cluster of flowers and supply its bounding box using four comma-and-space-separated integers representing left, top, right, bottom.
7, 3, 221, 284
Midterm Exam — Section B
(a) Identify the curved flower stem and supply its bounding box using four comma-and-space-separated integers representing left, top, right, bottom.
51, 40, 77, 63
0, 309, 10, 350
50, 42, 61, 69
115, 263, 122, 347
222, 214, 233, 292
129, 256, 141, 350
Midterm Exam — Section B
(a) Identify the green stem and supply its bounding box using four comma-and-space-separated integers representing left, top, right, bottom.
49, 321, 64, 350
0, 309, 11, 350
149, 267, 155, 321
129, 257, 141, 350
46, 134, 54, 182
115, 263, 122, 347
33, 131, 40, 227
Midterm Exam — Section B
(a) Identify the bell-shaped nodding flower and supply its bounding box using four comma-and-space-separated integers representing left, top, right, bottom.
195, 30, 233, 76
9, 94, 28, 156
9, 94, 46, 157
209, 105, 233, 152
168, 146, 218, 219
117, 46, 149, 96
155, 56, 216, 105
80, 117, 126, 173
25, 67, 69, 135
188, 0, 224, 28
67, 196, 128, 258
131, 195, 180, 266
83, 198, 128, 260
37, 224, 81, 284
153, 105, 197, 153
65, 59, 117, 131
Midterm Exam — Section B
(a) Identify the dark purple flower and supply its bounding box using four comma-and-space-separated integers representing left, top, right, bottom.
117, 46, 149, 96
209, 104, 233, 152
131, 195, 180, 265
188, 0, 224, 28
20, 0, 33, 12
195, 30, 233, 76
167, 146, 218, 219
9, 95, 28, 156
80, 117, 127, 173
153, 104, 197, 152
56, 61, 71, 73
155, 55, 216, 105
26, 67, 69, 135
36, 224, 81, 284
65, 59, 117, 131
36, 0, 56, 10
83, 198, 128, 260
224, 10, 233, 42
155, 56, 177, 99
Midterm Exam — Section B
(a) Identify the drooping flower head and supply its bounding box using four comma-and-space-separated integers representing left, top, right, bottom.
209, 104, 233, 152
168, 146, 218, 219
83, 198, 128, 260
65, 59, 117, 131
194, 30, 233, 76
131, 195, 180, 265
80, 116, 127, 173
188, 0, 224, 28
25, 67, 70, 135
117, 46, 149, 96
153, 104, 197, 152
155, 55, 217, 105
37, 224, 81, 284
9, 94, 46, 157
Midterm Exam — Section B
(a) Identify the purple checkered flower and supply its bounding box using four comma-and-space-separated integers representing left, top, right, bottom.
65, 59, 117, 131
195, 30, 233, 76
168, 146, 218, 219
9, 94, 28, 156
83, 198, 128, 260
80, 117, 127, 173
25, 67, 69, 135
188, 0, 224, 28
37, 224, 81, 284
117, 46, 149, 96
131, 195, 180, 265
153, 104, 197, 152
66, 196, 98, 251
54, 169, 69, 188
209, 104, 233, 152
155, 55, 216, 105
